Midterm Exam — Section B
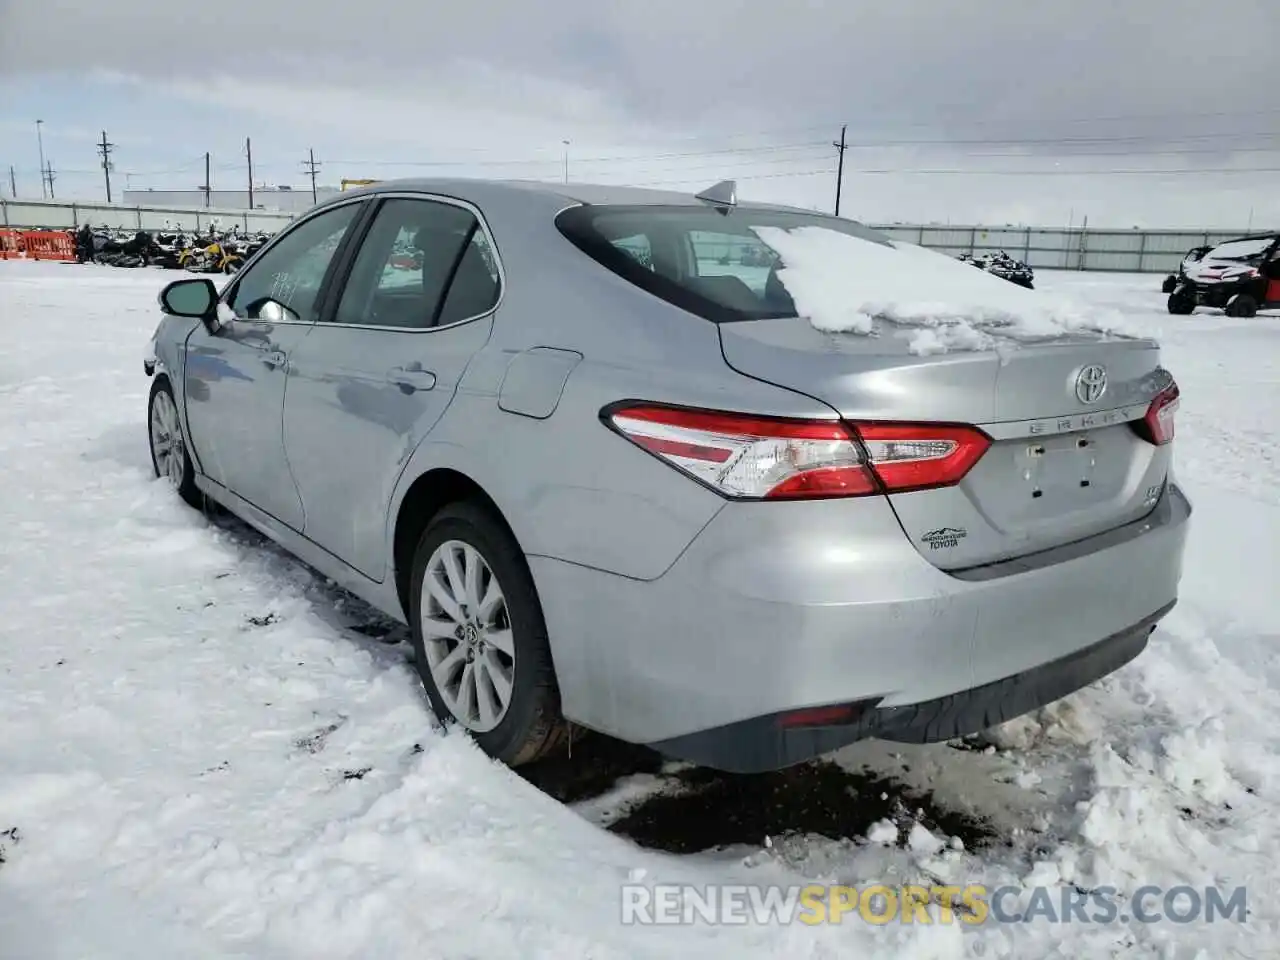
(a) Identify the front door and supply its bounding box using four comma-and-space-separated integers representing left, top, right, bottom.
184, 200, 365, 529
282, 195, 502, 579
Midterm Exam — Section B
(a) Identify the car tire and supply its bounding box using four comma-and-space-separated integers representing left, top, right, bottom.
408, 500, 566, 766
147, 377, 203, 509
1225, 294, 1259, 318
1167, 290, 1195, 315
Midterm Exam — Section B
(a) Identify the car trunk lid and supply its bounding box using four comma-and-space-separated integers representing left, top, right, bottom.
718, 317, 1174, 570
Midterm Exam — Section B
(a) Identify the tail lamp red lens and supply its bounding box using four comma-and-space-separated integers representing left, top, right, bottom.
1132, 381, 1180, 446
604, 403, 991, 500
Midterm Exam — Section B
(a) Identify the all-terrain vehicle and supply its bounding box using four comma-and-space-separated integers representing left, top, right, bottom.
1166, 233, 1280, 317
957, 250, 1035, 289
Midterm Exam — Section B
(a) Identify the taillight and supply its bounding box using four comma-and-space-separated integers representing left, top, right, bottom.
855, 422, 992, 494
1133, 381, 1180, 446
603, 403, 991, 500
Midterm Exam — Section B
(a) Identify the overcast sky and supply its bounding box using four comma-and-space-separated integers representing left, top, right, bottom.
2, 0, 1278, 227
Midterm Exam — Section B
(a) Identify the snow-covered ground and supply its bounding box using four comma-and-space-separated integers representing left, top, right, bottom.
1, 262, 1278, 959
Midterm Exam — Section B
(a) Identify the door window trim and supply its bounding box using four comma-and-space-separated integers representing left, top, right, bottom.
217, 196, 373, 326
314, 191, 507, 335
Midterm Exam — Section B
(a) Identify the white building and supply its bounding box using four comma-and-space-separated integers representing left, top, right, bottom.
121, 186, 340, 213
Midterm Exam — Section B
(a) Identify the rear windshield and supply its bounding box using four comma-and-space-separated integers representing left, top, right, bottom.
555, 203, 891, 323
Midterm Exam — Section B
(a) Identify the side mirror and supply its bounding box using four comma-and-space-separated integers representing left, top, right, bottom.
243, 296, 301, 324
158, 277, 218, 319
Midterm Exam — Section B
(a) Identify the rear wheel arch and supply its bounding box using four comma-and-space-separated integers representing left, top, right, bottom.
392, 467, 520, 621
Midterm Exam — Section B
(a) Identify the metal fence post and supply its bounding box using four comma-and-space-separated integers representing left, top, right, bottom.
969, 226, 977, 257
1136, 231, 1147, 273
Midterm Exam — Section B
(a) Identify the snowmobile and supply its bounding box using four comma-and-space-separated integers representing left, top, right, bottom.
957, 250, 1035, 289
1161, 244, 1213, 294
1167, 233, 1280, 317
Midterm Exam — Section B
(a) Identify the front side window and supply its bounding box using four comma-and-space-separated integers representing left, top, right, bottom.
332, 198, 500, 329
556, 204, 888, 323
226, 202, 362, 322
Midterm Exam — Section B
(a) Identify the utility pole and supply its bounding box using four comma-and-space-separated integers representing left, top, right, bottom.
35, 122, 46, 200
833, 124, 847, 217
562, 139, 569, 184
43, 161, 56, 199
245, 137, 254, 210
97, 130, 115, 203
203, 152, 211, 207
34, 122, 47, 200
301, 148, 320, 203
8, 165, 16, 199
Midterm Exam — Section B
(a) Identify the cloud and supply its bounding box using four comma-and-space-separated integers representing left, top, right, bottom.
2, 0, 1278, 226
6, 0, 1278, 136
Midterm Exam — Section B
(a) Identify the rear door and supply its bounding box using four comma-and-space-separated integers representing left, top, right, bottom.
183, 200, 364, 529
282, 195, 502, 580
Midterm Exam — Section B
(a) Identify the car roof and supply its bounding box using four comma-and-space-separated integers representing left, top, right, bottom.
322, 176, 832, 218
1212, 233, 1279, 244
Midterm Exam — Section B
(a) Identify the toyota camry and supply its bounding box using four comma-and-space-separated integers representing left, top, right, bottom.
143, 178, 1190, 773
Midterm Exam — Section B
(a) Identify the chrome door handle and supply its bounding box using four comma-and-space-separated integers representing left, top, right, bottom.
387, 365, 437, 393
261, 349, 286, 369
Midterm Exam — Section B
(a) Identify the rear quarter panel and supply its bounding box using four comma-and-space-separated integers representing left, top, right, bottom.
384, 194, 840, 582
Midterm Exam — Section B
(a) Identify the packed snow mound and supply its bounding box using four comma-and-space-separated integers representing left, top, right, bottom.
752, 226, 1143, 355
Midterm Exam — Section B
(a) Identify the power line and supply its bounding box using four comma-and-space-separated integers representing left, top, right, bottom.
323, 140, 833, 168
629, 164, 1280, 187
319, 129, 1280, 173
39, 135, 1280, 187
524, 142, 1280, 179
29, 129, 1280, 183
372, 106, 1280, 150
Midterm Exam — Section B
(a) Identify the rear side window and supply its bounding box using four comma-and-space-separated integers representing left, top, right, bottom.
332, 198, 500, 329
555, 204, 889, 323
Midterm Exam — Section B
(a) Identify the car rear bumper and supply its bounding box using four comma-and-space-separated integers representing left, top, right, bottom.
651, 601, 1167, 772
530, 482, 1191, 772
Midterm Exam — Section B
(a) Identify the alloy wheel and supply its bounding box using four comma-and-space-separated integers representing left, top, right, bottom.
419, 539, 515, 733
149, 389, 186, 488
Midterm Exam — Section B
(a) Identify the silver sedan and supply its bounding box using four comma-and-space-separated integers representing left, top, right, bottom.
144, 178, 1190, 773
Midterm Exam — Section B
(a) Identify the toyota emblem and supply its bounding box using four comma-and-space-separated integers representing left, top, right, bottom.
1075, 364, 1108, 404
